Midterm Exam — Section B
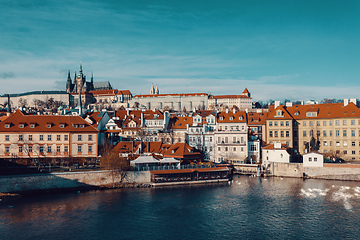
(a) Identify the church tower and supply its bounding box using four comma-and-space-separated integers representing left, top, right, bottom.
150, 83, 155, 95
66, 70, 73, 93
155, 85, 159, 94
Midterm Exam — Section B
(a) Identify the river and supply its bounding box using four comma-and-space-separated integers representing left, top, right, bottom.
1, 176, 360, 240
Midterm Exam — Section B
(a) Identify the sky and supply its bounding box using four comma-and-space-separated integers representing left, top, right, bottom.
0, 0, 359, 102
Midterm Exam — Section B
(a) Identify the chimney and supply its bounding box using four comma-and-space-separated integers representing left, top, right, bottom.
274, 101, 280, 109
286, 102, 293, 107
344, 99, 349, 106
274, 142, 281, 149
226, 108, 229, 113
233, 108, 236, 114
350, 98, 356, 105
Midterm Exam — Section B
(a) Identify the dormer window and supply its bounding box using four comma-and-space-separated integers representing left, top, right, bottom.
73, 124, 78, 128
80, 124, 85, 128
47, 123, 52, 128
5, 124, 10, 128
30, 123, 35, 128
60, 124, 65, 128
19, 124, 25, 128
230, 117, 233, 121
294, 112, 299, 116
220, 117, 223, 120
239, 117, 243, 120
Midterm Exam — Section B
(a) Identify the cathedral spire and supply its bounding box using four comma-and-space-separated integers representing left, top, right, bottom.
150, 83, 155, 95
155, 85, 159, 94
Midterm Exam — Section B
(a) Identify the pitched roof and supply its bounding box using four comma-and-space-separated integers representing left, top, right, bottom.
0, 110, 98, 133
163, 142, 202, 159
170, 116, 192, 129
133, 93, 208, 98
217, 111, 247, 123
209, 95, 250, 99
268, 102, 360, 120
247, 112, 268, 125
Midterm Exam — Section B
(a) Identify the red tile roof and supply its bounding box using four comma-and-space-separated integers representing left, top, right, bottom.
217, 111, 247, 123
209, 95, 250, 99
0, 110, 98, 133
163, 142, 202, 160
133, 93, 208, 98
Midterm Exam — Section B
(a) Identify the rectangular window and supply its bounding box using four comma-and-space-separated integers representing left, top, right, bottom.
40, 135, 43, 141
5, 146, 9, 153
303, 121, 306, 126
309, 157, 312, 161
47, 146, 52, 153
343, 130, 347, 137
48, 135, 51, 141
336, 141, 340, 146
286, 131, 289, 137
303, 131, 306, 137
336, 120, 339, 125
29, 146, 32, 153
57, 135, 61, 141
281, 131, 284, 137
57, 146, 60, 152
323, 131, 327, 137
352, 142, 355, 146
317, 131, 320, 137
88, 145, 92, 152
344, 150, 347, 155
19, 135, 23, 141
330, 130, 333, 137
88, 135, 93, 141
323, 121, 327, 126
225, 137, 228, 143
316, 121, 320, 126
274, 121, 278, 126
28, 135, 32, 141
314, 157, 317, 162
324, 141, 327, 146
343, 120, 347, 125
274, 131, 278, 137
19, 146, 22, 153
336, 130, 339, 137
352, 130, 355, 137
269, 131, 273, 137
40, 146, 43, 153
64, 146, 68, 152
269, 121, 272, 126
78, 145, 82, 152
5, 135, 9, 141
343, 141, 347, 146
329, 121, 332, 126
352, 151, 355, 155
330, 141, 333, 146
78, 135, 82, 141
64, 135, 68, 141
351, 120, 355, 125
280, 121, 284, 126
286, 121, 289, 126
309, 121, 313, 126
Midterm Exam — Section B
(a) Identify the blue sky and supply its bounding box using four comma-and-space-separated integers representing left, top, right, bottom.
0, 0, 359, 101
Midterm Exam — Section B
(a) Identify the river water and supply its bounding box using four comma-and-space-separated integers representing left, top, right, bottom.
1, 176, 360, 240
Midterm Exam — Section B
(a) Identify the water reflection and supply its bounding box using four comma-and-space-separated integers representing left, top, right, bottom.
1, 177, 359, 240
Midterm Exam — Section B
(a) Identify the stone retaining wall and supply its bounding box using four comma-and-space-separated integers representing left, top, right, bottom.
0, 170, 151, 193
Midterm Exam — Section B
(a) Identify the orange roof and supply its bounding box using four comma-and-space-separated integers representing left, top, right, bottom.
133, 93, 208, 98
263, 143, 289, 150
163, 142, 202, 159
150, 167, 229, 175
247, 112, 268, 125
170, 116, 192, 129
113, 141, 141, 153
0, 110, 98, 133
90, 89, 118, 96
116, 90, 132, 95
217, 111, 247, 123
209, 95, 250, 99
268, 102, 360, 120
242, 88, 250, 94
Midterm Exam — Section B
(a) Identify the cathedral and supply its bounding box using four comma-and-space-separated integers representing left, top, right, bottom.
66, 64, 112, 93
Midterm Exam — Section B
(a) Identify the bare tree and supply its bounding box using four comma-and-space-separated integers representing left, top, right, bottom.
100, 148, 129, 187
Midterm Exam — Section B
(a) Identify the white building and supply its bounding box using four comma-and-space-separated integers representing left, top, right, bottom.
262, 142, 292, 165
303, 152, 324, 167
214, 109, 248, 164
208, 88, 252, 111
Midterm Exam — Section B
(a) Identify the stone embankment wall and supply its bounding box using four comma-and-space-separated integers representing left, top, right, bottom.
0, 170, 151, 193
268, 162, 360, 181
